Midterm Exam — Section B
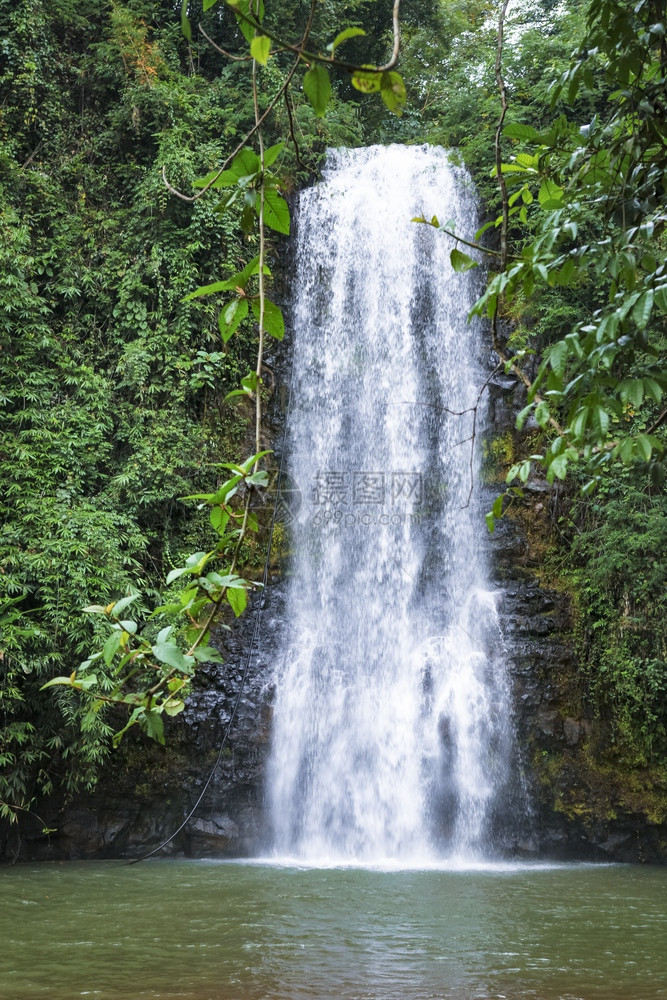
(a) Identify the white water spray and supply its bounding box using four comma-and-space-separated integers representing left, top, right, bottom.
268, 145, 521, 863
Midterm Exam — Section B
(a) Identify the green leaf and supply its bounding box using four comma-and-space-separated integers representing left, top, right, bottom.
263, 188, 290, 235
112, 595, 138, 616
485, 511, 496, 533
141, 710, 165, 746
166, 566, 187, 585
103, 630, 123, 666
633, 289, 654, 329
619, 437, 635, 464
229, 146, 261, 180
538, 180, 564, 207
303, 63, 331, 117
549, 340, 568, 377
164, 700, 185, 717
351, 68, 382, 93
518, 460, 531, 483
210, 506, 231, 534
380, 71, 407, 116
535, 400, 550, 428
251, 298, 284, 339
547, 454, 568, 483
246, 470, 269, 486
635, 434, 653, 461
263, 142, 284, 167
219, 297, 249, 342
250, 34, 270, 64
492, 494, 504, 518
328, 26, 365, 53
227, 586, 248, 617
151, 643, 194, 673
503, 122, 543, 142
181, 0, 191, 41
516, 403, 533, 430
40, 676, 77, 691
192, 646, 225, 665
450, 247, 478, 272
240, 202, 255, 236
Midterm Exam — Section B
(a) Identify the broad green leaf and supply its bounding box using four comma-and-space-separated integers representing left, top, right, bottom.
450, 247, 478, 272
181, 0, 192, 41
250, 34, 270, 64
251, 298, 284, 339
643, 377, 663, 403
516, 403, 533, 430
503, 122, 543, 142
193, 168, 238, 190
164, 700, 185, 717
263, 188, 290, 235
209, 469, 245, 504
635, 434, 653, 461
142, 710, 165, 745
351, 68, 382, 93
492, 494, 504, 518
230, 146, 261, 179
192, 646, 225, 664
240, 201, 255, 236
380, 71, 407, 116
485, 511, 496, 533
592, 406, 609, 437
151, 643, 194, 673
103, 630, 123, 666
227, 585, 248, 617
246, 470, 269, 486
166, 566, 188, 585
549, 340, 568, 377
112, 595, 138, 616
547, 454, 568, 483
263, 142, 284, 167
538, 180, 564, 207
535, 400, 550, 428
328, 26, 365, 53
40, 676, 77, 690
518, 460, 531, 483
210, 506, 231, 534
632, 289, 654, 329
303, 63, 331, 117
219, 297, 249, 342
230, 0, 258, 43
619, 437, 635, 464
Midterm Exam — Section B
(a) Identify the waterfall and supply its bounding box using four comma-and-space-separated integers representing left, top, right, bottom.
267, 144, 524, 864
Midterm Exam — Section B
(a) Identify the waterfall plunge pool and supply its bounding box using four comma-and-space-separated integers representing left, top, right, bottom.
2, 859, 665, 999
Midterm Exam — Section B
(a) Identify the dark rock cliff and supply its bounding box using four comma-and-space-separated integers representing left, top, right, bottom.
3, 365, 666, 864
488, 378, 667, 864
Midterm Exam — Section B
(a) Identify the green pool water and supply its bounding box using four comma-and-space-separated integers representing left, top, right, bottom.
1, 859, 665, 999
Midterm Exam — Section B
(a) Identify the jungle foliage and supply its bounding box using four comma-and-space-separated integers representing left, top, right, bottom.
1, 0, 665, 832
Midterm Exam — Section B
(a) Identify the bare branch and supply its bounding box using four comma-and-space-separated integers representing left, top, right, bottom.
198, 24, 253, 60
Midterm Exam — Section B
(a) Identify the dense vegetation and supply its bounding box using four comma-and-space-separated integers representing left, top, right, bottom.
1, 0, 665, 835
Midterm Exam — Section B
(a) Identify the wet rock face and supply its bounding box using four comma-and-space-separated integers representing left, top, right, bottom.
2, 580, 286, 863
488, 471, 667, 865
5, 373, 666, 865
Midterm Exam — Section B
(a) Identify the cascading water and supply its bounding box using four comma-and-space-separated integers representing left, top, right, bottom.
267, 144, 526, 864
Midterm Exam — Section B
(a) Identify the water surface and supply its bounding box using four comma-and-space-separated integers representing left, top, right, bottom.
2, 860, 665, 999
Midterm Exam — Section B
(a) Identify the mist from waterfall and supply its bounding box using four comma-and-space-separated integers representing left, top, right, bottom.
267, 144, 528, 864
